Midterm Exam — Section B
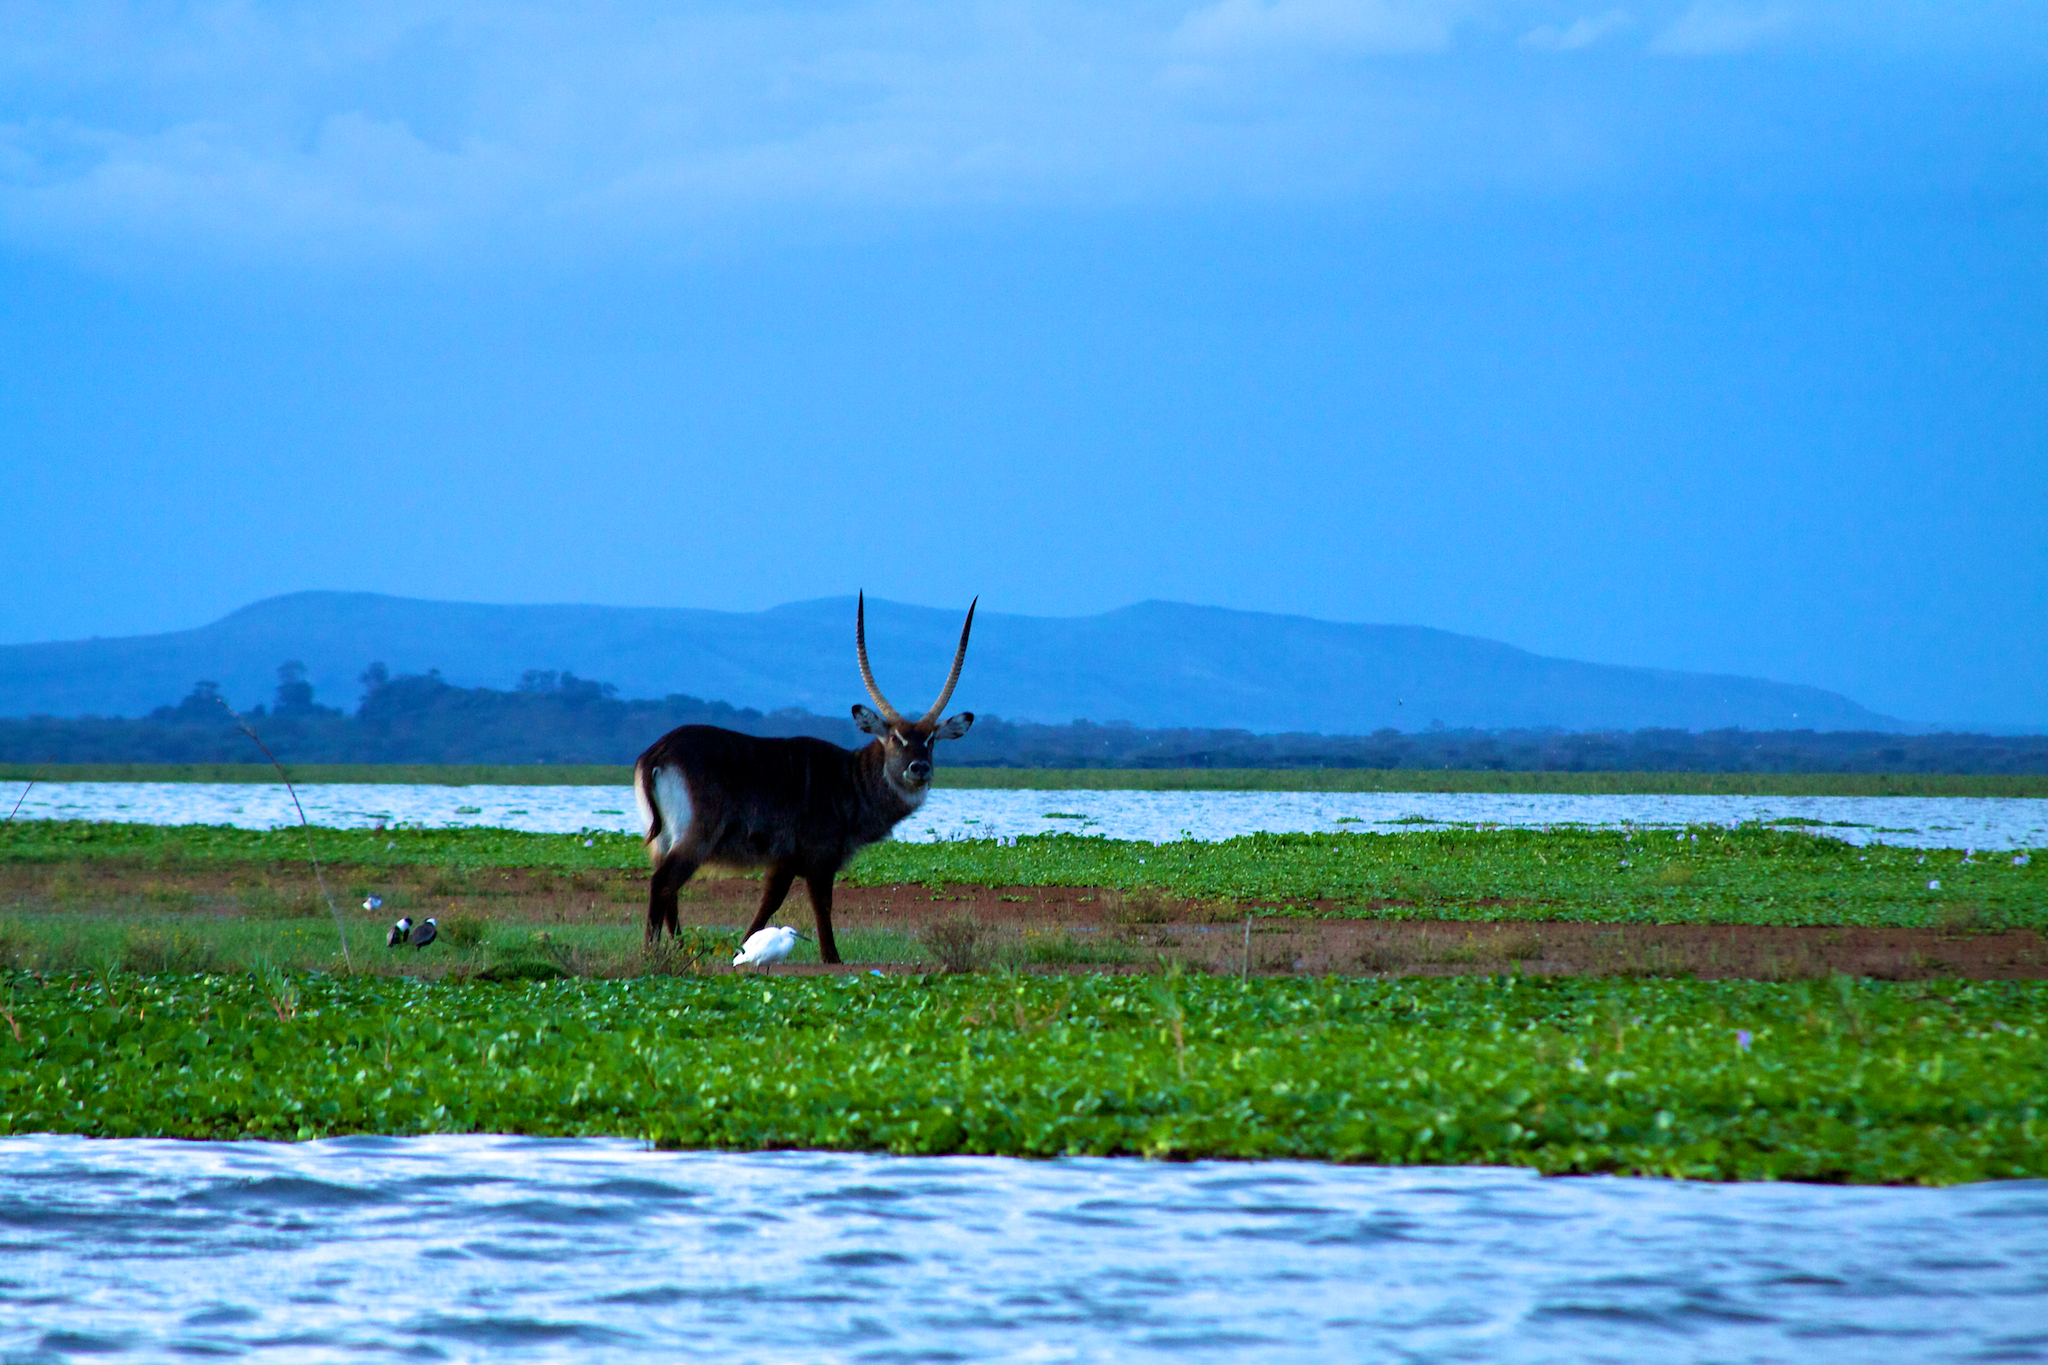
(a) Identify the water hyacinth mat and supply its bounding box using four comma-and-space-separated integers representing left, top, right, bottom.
2, 970, 2042, 1184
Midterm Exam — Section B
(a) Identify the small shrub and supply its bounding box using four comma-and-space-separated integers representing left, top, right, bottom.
1107, 888, 1179, 926
1488, 933, 1545, 962
1418, 932, 1481, 965
1936, 902, 1984, 932
1862, 952, 1924, 982
1022, 931, 1125, 965
1354, 941, 1407, 973
243, 887, 324, 920
141, 882, 199, 912
1256, 943, 1301, 972
479, 958, 568, 982
506, 930, 629, 978
637, 927, 730, 976
424, 863, 469, 897
920, 916, 992, 973
1613, 944, 1685, 979
479, 933, 581, 980
440, 913, 490, 948
122, 928, 222, 975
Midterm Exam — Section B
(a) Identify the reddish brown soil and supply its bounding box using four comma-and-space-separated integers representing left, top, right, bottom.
7, 863, 2043, 981
719, 880, 2048, 982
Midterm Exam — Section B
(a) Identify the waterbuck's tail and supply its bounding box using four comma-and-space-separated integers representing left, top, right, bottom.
634, 755, 693, 865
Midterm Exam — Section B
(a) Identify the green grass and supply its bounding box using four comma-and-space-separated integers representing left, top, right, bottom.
5, 763, 2042, 796
0, 910, 928, 979
5, 820, 2042, 930
1, 968, 2040, 1183
1, 819, 652, 873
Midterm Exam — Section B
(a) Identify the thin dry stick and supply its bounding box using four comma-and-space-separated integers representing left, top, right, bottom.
1242, 914, 1251, 981
4, 755, 55, 823
217, 698, 353, 971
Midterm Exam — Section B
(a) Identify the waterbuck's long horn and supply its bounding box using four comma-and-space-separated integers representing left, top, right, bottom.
855, 592, 906, 724
921, 597, 977, 725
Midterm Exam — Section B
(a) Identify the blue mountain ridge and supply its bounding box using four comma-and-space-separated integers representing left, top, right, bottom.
0, 592, 1902, 733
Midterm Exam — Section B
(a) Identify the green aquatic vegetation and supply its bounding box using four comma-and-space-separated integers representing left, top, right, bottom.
848, 827, 2046, 930
5, 821, 2042, 929
0, 970, 2040, 1184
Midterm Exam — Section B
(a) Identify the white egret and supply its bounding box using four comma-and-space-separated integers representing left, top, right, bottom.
733, 926, 805, 972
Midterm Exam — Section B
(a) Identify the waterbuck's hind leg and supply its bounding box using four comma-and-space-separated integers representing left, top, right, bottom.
804, 873, 843, 965
743, 863, 799, 940
648, 854, 699, 943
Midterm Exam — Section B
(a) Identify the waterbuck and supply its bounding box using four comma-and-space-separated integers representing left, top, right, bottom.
633, 594, 976, 962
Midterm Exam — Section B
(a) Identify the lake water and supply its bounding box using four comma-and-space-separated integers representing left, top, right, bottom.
9, 782, 2046, 850
2, 1136, 2043, 1364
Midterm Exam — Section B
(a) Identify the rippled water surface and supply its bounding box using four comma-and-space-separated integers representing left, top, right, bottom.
1, 1137, 2044, 1363
11, 783, 2047, 849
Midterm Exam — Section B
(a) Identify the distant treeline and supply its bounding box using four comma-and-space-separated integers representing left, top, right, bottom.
0, 664, 853, 766
1, 662, 2043, 774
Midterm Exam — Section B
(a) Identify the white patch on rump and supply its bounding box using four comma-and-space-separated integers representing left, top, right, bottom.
636, 765, 694, 861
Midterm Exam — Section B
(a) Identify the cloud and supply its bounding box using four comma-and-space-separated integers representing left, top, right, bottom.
1648, 2, 1793, 55
0, 110, 499, 257
1173, 0, 1461, 55
0, 1, 2038, 264
0, 0, 1505, 262
1520, 9, 1633, 51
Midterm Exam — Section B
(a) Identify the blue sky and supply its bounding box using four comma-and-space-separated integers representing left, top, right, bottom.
3, 1, 2043, 726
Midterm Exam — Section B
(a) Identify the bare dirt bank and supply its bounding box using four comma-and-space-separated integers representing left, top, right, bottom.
7, 862, 2041, 981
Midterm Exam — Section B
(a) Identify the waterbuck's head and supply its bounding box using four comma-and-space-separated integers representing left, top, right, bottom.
851, 593, 977, 798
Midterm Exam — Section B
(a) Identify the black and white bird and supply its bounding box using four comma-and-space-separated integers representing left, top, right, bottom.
386, 916, 413, 947
408, 916, 439, 949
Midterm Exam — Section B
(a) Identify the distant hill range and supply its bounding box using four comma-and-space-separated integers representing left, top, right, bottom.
0, 591, 1906, 733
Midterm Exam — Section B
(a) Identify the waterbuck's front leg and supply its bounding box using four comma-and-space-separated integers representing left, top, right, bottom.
803, 872, 843, 965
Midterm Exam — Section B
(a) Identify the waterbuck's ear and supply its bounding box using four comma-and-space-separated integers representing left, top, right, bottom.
852, 704, 891, 737
932, 711, 974, 742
